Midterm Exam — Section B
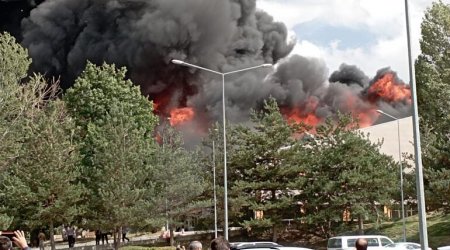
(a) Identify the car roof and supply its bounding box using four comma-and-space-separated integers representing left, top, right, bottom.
230, 247, 312, 250
230, 242, 282, 248
329, 235, 391, 239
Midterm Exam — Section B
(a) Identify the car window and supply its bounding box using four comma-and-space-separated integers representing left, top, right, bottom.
381, 238, 393, 246
328, 239, 342, 248
366, 238, 379, 247
347, 239, 357, 248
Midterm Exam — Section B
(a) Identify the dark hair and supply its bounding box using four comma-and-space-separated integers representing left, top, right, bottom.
210, 237, 230, 250
0, 236, 12, 250
355, 238, 368, 250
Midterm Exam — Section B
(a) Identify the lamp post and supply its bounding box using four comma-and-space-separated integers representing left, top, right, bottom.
212, 140, 218, 239
404, 1, 429, 249
376, 110, 406, 242
171, 59, 272, 240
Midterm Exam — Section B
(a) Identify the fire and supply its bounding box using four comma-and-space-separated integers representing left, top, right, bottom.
343, 93, 379, 128
281, 97, 321, 128
368, 73, 411, 103
357, 109, 380, 128
169, 107, 195, 126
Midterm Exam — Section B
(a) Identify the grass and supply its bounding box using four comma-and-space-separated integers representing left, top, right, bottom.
365, 211, 450, 249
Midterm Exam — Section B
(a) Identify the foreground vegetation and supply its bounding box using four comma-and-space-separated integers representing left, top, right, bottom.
1, 1, 450, 250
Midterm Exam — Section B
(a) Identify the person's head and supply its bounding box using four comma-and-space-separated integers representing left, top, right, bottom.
210, 237, 230, 250
355, 238, 368, 250
189, 241, 202, 250
0, 236, 12, 250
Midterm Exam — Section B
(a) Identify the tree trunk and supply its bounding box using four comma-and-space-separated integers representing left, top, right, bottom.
272, 225, 278, 242
50, 221, 55, 250
113, 227, 119, 250
358, 215, 364, 235
119, 227, 122, 244
169, 226, 175, 246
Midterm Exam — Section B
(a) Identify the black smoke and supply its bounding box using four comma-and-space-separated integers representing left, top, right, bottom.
3, 0, 411, 137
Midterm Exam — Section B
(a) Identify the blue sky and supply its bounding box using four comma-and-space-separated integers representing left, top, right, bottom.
257, 0, 444, 82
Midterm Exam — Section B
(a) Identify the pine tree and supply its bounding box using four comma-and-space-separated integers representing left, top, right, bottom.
0, 99, 84, 250
153, 124, 208, 246
87, 110, 156, 250
228, 97, 307, 242
415, 1, 450, 209
296, 116, 397, 237
64, 62, 159, 237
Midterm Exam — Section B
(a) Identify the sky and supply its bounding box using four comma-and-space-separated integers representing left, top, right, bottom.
257, 0, 443, 83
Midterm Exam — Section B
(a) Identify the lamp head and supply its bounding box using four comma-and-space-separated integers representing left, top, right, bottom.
171, 59, 185, 65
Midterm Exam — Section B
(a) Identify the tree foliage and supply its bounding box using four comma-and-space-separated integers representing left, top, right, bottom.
64, 63, 160, 235
87, 111, 156, 250
296, 116, 397, 237
228, 98, 307, 241
415, 0, 450, 209
153, 124, 208, 245
228, 98, 398, 239
0, 33, 84, 240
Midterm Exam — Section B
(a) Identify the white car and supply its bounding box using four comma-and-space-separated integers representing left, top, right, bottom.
230, 242, 282, 249
384, 242, 432, 250
328, 235, 394, 250
230, 242, 312, 250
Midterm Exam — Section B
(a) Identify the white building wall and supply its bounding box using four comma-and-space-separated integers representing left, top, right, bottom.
359, 116, 415, 162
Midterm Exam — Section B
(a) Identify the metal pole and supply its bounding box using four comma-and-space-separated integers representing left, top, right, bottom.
222, 73, 229, 240
404, 1, 429, 249
396, 119, 406, 242
171, 59, 272, 241
377, 110, 406, 240
213, 140, 218, 238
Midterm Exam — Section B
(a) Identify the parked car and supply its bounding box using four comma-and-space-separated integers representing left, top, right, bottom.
384, 242, 432, 250
438, 246, 450, 250
328, 235, 394, 250
230, 243, 312, 250
230, 242, 282, 250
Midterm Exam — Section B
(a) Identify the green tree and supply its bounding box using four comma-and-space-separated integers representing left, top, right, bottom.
87, 111, 156, 250
153, 124, 208, 246
296, 116, 397, 237
0, 98, 84, 250
0, 32, 32, 173
64, 62, 159, 230
415, 0, 450, 209
228, 98, 307, 242
0, 32, 32, 228
0, 32, 84, 236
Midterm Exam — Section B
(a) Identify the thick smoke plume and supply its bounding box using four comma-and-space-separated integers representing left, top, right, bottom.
20, 0, 411, 142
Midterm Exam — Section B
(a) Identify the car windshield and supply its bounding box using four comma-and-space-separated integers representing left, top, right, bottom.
328, 239, 342, 248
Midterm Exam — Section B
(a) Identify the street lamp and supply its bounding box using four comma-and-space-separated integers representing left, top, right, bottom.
376, 110, 406, 242
404, 1, 429, 249
172, 59, 272, 239
212, 140, 218, 239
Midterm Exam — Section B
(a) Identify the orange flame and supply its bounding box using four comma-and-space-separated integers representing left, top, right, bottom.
281, 97, 321, 128
368, 73, 411, 103
169, 107, 195, 126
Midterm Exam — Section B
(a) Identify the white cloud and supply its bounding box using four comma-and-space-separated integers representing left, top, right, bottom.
257, 0, 445, 81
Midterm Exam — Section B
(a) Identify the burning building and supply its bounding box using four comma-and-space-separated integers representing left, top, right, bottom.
6, 0, 411, 141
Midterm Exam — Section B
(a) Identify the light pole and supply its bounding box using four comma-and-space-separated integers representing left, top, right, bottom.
404, 1, 429, 249
376, 110, 406, 242
171, 59, 272, 239
212, 140, 218, 239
